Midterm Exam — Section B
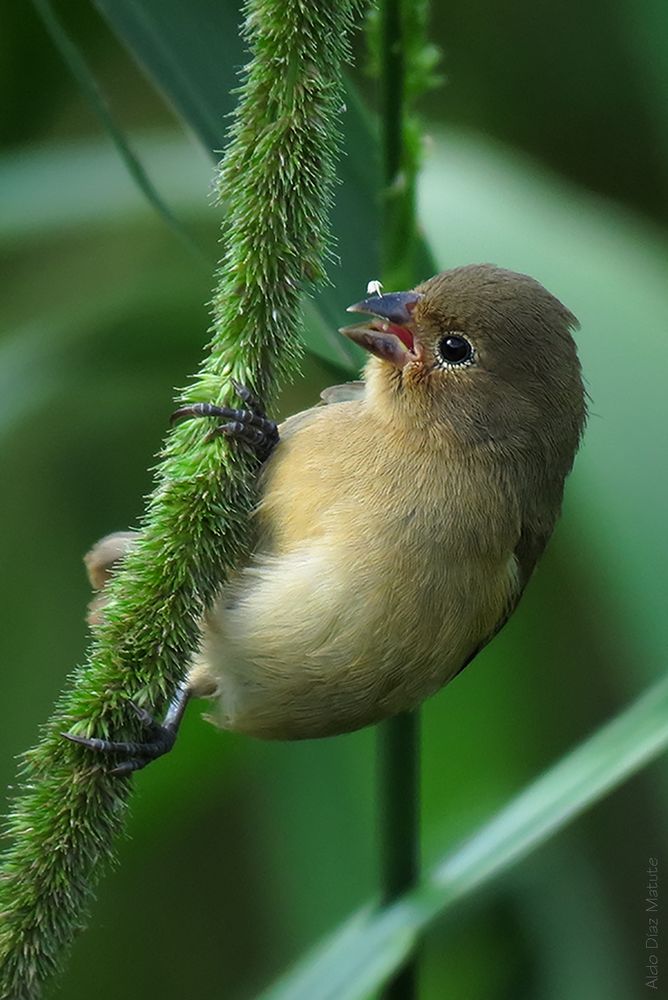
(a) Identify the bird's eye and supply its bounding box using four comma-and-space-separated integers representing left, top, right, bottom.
436, 334, 474, 368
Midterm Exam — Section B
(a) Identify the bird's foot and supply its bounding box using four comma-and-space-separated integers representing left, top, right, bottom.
171, 380, 278, 461
62, 695, 185, 777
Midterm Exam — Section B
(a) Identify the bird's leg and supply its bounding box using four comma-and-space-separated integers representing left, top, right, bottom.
171, 379, 279, 461
62, 680, 192, 777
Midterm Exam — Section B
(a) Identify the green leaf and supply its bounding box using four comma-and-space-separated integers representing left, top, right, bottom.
0, 131, 212, 244
93, 0, 238, 154
32, 0, 208, 264
261, 673, 668, 1000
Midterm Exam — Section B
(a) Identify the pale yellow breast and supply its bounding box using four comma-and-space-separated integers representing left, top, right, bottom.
203, 398, 521, 739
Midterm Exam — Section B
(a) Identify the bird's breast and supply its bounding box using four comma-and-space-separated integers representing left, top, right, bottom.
205, 399, 521, 738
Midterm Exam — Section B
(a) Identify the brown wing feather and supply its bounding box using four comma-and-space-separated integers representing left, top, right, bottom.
452, 522, 551, 679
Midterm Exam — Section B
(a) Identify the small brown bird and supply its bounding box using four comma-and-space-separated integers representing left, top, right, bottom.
73, 264, 586, 772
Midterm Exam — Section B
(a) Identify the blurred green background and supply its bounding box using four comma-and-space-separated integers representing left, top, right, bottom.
1, 2, 667, 998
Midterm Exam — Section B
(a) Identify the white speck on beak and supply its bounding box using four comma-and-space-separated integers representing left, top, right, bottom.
366, 279, 383, 297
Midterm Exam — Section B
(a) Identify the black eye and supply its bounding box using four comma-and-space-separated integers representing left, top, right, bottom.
437, 334, 474, 366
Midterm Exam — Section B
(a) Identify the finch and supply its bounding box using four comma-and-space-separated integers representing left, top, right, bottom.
70, 263, 586, 772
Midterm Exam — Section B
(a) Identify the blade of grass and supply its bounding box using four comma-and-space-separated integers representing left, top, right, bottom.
261, 673, 668, 1000
0, 131, 212, 243
32, 0, 209, 266
92, 0, 237, 153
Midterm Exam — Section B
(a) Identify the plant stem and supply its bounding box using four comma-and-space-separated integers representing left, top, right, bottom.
378, 0, 416, 289
377, 1, 422, 997
378, 713, 421, 999
379, 0, 404, 189
0, 2, 360, 997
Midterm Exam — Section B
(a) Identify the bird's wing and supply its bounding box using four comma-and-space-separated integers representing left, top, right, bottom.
453, 521, 551, 679
277, 381, 366, 442
319, 381, 366, 404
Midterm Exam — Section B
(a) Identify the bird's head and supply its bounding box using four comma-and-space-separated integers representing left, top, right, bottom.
340, 263, 586, 458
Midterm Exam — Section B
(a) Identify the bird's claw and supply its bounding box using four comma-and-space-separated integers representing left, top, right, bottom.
62, 701, 177, 777
170, 380, 278, 461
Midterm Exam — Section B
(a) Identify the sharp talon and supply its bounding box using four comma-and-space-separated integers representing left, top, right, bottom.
127, 700, 155, 728
62, 730, 84, 745
170, 408, 184, 426
221, 420, 245, 436
203, 426, 223, 444
170, 388, 278, 458
231, 379, 266, 416
170, 403, 225, 426
170, 405, 196, 426
109, 758, 146, 778
62, 682, 191, 776
63, 713, 179, 776
62, 731, 108, 752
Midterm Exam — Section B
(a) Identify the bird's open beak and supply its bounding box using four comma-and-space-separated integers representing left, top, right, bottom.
339, 291, 423, 369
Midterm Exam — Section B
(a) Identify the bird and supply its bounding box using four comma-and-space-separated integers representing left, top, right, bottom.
68, 263, 586, 773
